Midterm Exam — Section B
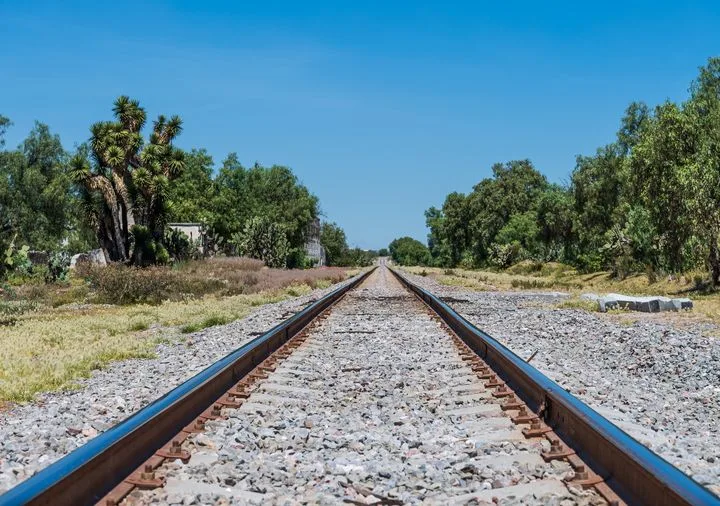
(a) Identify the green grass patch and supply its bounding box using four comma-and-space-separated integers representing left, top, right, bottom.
128, 320, 150, 332
180, 314, 231, 334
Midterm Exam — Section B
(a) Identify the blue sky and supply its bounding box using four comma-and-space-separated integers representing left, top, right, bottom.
2, 1, 719, 249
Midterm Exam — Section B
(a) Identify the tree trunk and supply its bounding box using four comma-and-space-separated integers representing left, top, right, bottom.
709, 235, 720, 286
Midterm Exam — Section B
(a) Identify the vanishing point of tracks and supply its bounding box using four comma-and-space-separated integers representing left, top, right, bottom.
1, 266, 717, 505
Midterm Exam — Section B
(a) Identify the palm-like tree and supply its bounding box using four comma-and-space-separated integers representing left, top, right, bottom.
71, 96, 185, 263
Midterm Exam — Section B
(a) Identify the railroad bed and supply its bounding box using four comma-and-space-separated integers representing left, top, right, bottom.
2, 265, 716, 505
125, 267, 601, 505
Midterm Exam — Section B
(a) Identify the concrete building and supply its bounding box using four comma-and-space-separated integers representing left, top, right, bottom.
304, 218, 326, 266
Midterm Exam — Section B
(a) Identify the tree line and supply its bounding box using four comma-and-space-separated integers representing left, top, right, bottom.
393, 58, 720, 286
0, 96, 370, 279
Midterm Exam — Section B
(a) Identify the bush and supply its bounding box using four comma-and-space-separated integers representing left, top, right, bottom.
83, 264, 176, 305
0, 299, 37, 326
286, 248, 313, 269
233, 217, 289, 268
164, 228, 202, 263
131, 225, 168, 267
46, 251, 70, 283
2, 237, 31, 280
488, 242, 522, 268
337, 248, 375, 267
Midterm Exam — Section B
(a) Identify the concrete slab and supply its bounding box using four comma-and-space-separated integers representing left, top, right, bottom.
588, 293, 693, 313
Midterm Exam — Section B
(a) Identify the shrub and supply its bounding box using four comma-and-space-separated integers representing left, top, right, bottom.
83, 264, 176, 305
233, 217, 289, 268
0, 299, 37, 326
286, 248, 313, 269
46, 251, 71, 283
163, 228, 199, 263
337, 248, 375, 267
130, 225, 169, 267
489, 242, 522, 268
2, 237, 31, 280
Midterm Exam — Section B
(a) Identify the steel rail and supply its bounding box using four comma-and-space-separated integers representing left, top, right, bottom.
0, 267, 375, 506
389, 266, 718, 506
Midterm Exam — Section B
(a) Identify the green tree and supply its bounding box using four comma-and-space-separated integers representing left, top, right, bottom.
466, 160, 548, 265
570, 144, 625, 269
628, 102, 696, 273
320, 222, 348, 266
0, 121, 75, 251
0, 115, 10, 147
536, 185, 575, 261
684, 57, 720, 284
389, 237, 431, 266
167, 149, 215, 223
491, 211, 540, 266
339, 248, 375, 267
618, 101, 651, 155
211, 156, 319, 249
424, 206, 450, 266
70, 96, 185, 264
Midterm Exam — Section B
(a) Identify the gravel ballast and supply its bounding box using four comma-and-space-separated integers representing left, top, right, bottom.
400, 270, 720, 495
128, 266, 602, 505
0, 275, 360, 494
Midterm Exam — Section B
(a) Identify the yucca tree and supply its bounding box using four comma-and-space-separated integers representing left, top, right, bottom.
70, 96, 185, 263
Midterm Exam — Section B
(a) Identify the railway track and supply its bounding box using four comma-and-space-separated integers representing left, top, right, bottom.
0, 265, 717, 505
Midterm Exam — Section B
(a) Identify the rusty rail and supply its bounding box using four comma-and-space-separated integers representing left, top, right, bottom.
389, 266, 718, 506
0, 268, 375, 506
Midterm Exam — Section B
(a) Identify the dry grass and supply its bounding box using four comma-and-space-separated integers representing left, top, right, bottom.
75, 258, 348, 304
0, 260, 353, 403
402, 263, 705, 295
401, 263, 720, 325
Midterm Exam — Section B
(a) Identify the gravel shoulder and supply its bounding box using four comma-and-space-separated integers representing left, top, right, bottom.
0, 274, 361, 493
400, 270, 720, 494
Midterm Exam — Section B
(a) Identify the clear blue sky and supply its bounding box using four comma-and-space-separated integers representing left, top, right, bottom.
2, 1, 719, 249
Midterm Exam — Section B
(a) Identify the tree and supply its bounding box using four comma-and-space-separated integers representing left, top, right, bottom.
628, 102, 696, 273
536, 185, 575, 261
388, 237, 431, 266
491, 211, 540, 266
167, 149, 215, 223
320, 222, 348, 266
466, 160, 548, 265
70, 96, 185, 264
211, 156, 319, 249
424, 206, 450, 266
338, 248, 376, 267
618, 101, 650, 155
681, 57, 720, 284
0, 121, 75, 251
0, 115, 10, 147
